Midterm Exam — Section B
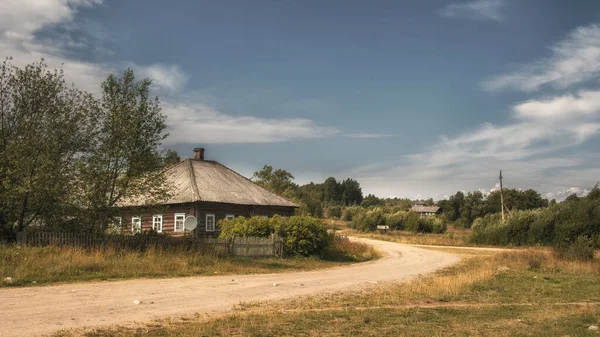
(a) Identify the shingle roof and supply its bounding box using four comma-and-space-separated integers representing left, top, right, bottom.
411, 205, 440, 213
121, 158, 299, 208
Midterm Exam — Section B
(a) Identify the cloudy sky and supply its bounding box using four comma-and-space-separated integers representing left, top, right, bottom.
2, 0, 600, 200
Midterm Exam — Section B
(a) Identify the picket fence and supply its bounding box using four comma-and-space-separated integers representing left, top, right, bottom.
15, 232, 283, 257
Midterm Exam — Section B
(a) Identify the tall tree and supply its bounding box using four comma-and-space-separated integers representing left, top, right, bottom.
0, 59, 96, 235
341, 178, 363, 205
252, 165, 297, 198
78, 69, 168, 232
323, 177, 342, 204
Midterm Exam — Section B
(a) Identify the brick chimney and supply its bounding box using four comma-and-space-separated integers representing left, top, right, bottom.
193, 148, 205, 161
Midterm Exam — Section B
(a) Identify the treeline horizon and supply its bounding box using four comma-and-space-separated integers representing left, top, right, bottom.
249, 165, 590, 224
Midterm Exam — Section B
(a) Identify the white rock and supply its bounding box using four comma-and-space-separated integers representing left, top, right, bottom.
272, 283, 279, 287
497, 266, 510, 272
31, 281, 37, 284
588, 325, 599, 330
133, 300, 141, 305
3, 277, 14, 284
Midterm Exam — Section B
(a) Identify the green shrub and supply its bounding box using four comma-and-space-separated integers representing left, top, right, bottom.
470, 193, 600, 248
554, 236, 595, 261
342, 206, 363, 221
219, 215, 328, 257
327, 206, 342, 219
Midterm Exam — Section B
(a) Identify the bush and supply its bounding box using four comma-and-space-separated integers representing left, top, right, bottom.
554, 236, 595, 261
219, 215, 328, 257
470, 192, 600, 249
342, 206, 362, 221
327, 206, 342, 219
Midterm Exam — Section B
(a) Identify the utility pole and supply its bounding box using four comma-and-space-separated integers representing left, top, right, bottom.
499, 170, 505, 222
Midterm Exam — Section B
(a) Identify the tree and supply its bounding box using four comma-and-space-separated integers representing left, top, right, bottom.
341, 178, 363, 205
425, 198, 434, 206
0, 59, 96, 235
252, 165, 297, 197
162, 149, 181, 167
78, 69, 168, 232
323, 177, 342, 204
361, 194, 381, 208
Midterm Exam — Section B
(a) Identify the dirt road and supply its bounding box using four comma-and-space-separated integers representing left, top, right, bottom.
0, 238, 460, 337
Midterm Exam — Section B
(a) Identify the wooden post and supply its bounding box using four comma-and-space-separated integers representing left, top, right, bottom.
500, 170, 505, 222
225, 238, 231, 257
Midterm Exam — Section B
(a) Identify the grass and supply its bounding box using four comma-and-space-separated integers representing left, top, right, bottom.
339, 228, 472, 247
66, 247, 600, 336
0, 239, 379, 287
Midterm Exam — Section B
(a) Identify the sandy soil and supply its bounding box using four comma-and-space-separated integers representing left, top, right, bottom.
0, 238, 460, 337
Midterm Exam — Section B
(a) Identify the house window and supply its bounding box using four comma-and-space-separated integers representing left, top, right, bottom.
153, 215, 163, 233
174, 213, 185, 232
206, 213, 215, 232
132, 216, 141, 233
225, 213, 235, 221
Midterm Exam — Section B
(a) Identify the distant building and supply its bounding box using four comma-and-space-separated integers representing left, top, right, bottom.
410, 205, 441, 217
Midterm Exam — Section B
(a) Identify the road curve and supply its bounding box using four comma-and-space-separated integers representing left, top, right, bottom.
0, 238, 460, 337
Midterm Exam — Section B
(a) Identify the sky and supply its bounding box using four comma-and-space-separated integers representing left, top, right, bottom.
2, 0, 600, 200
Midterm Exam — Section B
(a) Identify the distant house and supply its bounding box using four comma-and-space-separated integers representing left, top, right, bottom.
411, 205, 441, 217
117, 148, 299, 235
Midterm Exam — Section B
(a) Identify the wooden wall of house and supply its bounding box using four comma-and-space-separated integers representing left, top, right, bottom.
118, 204, 193, 235
194, 203, 296, 234
117, 202, 296, 235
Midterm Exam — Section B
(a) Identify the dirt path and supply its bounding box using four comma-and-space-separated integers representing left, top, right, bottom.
0, 238, 460, 337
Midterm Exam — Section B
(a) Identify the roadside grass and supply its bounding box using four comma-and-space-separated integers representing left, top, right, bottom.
339, 228, 472, 247
0, 240, 379, 287
67, 248, 600, 336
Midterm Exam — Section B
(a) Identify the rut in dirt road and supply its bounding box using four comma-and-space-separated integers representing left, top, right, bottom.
0, 238, 460, 337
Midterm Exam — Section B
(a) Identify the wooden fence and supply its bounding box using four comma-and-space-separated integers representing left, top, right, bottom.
15, 232, 283, 257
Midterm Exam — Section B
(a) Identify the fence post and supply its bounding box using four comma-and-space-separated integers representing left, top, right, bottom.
225, 238, 231, 257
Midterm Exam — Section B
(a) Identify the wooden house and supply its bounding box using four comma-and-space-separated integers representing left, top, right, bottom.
116, 148, 299, 235
410, 205, 441, 217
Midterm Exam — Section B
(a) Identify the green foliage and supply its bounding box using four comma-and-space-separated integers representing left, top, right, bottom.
219, 216, 329, 256
252, 165, 296, 198
554, 236, 596, 261
361, 194, 381, 208
162, 149, 181, 167
77, 69, 168, 233
470, 187, 600, 257
351, 208, 447, 234
326, 206, 342, 219
341, 206, 362, 221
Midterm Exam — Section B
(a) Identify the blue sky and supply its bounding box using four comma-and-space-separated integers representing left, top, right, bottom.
2, 0, 600, 200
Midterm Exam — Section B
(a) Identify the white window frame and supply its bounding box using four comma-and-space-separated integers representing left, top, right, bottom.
152, 214, 163, 233
132, 216, 141, 233
174, 213, 185, 232
206, 213, 215, 232
225, 213, 235, 221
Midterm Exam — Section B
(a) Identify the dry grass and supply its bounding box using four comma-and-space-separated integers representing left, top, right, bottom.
321, 236, 381, 262
65, 248, 600, 336
0, 245, 361, 287
339, 228, 471, 247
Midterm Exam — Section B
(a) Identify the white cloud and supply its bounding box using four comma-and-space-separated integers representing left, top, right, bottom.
0, 1, 386, 146
162, 101, 340, 144
342, 89, 600, 200
483, 24, 600, 92
513, 90, 600, 121
135, 63, 189, 92
438, 0, 506, 22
